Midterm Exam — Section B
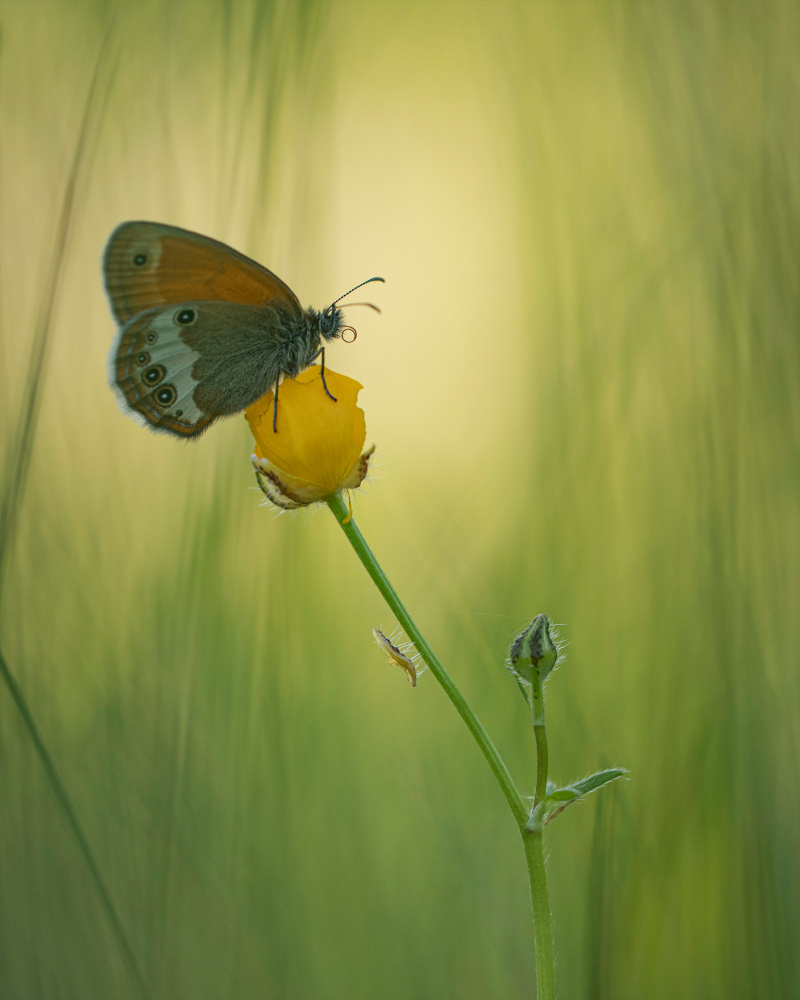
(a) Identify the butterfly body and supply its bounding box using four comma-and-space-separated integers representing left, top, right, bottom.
103, 222, 350, 438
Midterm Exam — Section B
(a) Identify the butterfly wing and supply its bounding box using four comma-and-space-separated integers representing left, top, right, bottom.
103, 221, 303, 323
111, 301, 296, 437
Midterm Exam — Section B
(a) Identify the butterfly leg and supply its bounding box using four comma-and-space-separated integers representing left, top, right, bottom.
319, 348, 338, 402
272, 379, 280, 432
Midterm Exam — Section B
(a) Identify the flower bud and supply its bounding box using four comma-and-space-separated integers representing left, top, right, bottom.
508, 614, 558, 683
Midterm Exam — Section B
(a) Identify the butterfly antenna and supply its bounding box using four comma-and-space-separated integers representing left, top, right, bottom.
330, 276, 385, 308
337, 301, 382, 314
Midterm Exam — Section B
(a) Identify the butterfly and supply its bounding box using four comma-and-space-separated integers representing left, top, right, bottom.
103, 221, 383, 437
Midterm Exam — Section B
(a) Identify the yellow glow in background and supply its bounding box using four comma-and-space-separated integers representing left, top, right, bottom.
1, 3, 799, 998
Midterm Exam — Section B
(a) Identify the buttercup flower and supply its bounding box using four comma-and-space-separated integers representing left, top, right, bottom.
247, 365, 374, 510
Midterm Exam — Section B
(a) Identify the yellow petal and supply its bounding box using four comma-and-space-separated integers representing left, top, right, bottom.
246, 367, 366, 496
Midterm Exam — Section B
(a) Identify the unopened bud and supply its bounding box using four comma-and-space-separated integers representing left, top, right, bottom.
508, 614, 558, 683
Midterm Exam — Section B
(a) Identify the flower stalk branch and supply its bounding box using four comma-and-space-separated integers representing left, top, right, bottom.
325, 492, 527, 828
327, 493, 557, 996
524, 668, 555, 1000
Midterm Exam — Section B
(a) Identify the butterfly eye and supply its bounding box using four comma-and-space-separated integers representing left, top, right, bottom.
154, 384, 177, 408
146, 331, 157, 345
174, 308, 196, 326
135, 352, 150, 366
133, 253, 147, 266
143, 365, 166, 387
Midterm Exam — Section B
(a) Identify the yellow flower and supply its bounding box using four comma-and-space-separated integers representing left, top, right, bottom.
247, 365, 374, 509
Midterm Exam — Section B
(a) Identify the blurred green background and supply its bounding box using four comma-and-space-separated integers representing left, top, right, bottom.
1, 2, 799, 998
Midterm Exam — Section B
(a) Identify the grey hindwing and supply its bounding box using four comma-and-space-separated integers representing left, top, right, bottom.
177, 301, 320, 415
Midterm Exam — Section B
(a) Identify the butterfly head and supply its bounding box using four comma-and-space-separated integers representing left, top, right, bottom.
316, 304, 345, 343
314, 276, 386, 345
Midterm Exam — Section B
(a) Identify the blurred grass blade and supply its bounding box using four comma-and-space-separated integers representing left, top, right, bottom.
0, 23, 148, 998
0, 645, 149, 998
0, 20, 115, 604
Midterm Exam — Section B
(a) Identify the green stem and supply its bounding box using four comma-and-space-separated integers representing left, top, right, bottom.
326, 493, 557, 995
0, 645, 150, 999
531, 671, 548, 806
522, 828, 555, 1000
525, 668, 555, 999
325, 494, 527, 827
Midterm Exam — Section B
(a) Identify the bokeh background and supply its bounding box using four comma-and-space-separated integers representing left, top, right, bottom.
1, 2, 799, 998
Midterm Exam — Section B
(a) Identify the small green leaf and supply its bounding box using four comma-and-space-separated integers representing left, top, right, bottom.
571, 768, 628, 797
527, 770, 629, 829
527, 788, 578, 830
546, 788, 580, 803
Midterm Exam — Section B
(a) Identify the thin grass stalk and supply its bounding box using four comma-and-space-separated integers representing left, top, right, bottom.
0, 25, 148, 998
0, 646, 149, 997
